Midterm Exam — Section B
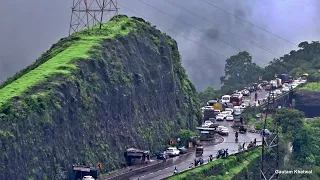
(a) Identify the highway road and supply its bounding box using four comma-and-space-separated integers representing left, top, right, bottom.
127, 89, 268, 180
130, 120, 262, 180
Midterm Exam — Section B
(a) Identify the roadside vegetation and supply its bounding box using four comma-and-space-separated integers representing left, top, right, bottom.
299, 82, 320, 91
165, 147, 261, 180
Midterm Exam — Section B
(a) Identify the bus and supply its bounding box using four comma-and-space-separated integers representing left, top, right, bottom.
230, 94, 242, 106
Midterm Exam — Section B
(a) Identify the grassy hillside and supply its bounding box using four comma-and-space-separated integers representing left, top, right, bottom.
299, 82, 320, 91
0, 15, 200, 179
0, 15, 137, 107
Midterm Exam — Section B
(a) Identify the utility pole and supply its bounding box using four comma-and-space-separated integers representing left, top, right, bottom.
260, 86, 280, 180
69, 0, 119, 35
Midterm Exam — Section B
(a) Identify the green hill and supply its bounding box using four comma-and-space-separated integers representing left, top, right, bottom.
0, 15, 200, 179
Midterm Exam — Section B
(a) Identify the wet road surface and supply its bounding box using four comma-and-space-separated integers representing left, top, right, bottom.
125, 89, 268, 180
131, 120, 262, 180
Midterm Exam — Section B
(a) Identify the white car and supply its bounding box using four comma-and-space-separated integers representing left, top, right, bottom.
233, 106, 240, 111
300, 79, 307, 83
220, 127, 229, 135
226, 115, 234, 121
221, 95, 231, 103
225, 108, 233, 114
221, 111, 230, 117
234, 109, 241, 115
282, 86, 290, 92
82, 176, 95, 180
166, 147, 180, 157
204, 106, 214, 110
216, 114, 225, 121
274, 89, 282, 95
202, 121, 213, 127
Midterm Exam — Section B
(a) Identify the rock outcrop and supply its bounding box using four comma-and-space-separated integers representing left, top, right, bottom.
294, 90, 320, 117
0, 15, 200, 179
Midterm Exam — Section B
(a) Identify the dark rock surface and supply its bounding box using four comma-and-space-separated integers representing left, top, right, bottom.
0, 16, 200, 179
294, 90, 320, 117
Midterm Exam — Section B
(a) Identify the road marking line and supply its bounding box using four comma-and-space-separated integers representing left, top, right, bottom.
157, 170, 162, 172
149, 172, 153, 175
165, 167, 169, 169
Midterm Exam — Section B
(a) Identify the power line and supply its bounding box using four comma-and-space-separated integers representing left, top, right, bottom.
200, 0, 298, 47
162, 0, 282, 57
118, 3, 228, 59
135, 0, 270, 64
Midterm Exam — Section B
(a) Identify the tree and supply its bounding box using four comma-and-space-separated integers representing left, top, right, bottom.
198, 86, 221, 105
220, 51, 262, 89
274, 109, 304, 134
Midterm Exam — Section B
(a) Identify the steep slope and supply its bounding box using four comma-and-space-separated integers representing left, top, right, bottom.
0, 15, 200, 179
293, 89, 320, 117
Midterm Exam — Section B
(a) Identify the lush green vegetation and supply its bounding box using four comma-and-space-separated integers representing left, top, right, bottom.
0, 15, 142, 107
252, 109, 320, 179
299, 82, 320, 91
220, 51, 263, 91
262, 41, 320, 82
165, 147, 261, 180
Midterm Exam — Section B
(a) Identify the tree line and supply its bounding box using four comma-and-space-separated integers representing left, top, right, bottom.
198, 41, 320, 105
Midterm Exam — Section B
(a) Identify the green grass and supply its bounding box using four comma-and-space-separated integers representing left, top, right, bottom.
0, 15, 143, 107
299, 82, 320, 91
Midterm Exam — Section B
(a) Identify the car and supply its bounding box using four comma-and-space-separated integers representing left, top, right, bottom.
274, 89, 282, 95
221, 111, 230, 117
282, 86, 290, 92
234, 109, 241, 115
233, 106, 240, 111
214, 109, 221, 115
260, 129, 271, 136
242, 89, 250, 96
225, 108, 233, 114
82, 176, 95, 180
166, 147, 180, 157
219, 127, 229, 136
300, 79, 307, 83
216, 114, 225, 121
265, 84, 272, 90
202, 121, 213, 127
178, 147, 188, 154
226, 115, 234, 121
204, 106, 214, 110
157, 152, 169, 160
221, 95, 231, 103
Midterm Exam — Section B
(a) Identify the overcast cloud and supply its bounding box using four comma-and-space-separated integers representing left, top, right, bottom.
0, 0, 319, 91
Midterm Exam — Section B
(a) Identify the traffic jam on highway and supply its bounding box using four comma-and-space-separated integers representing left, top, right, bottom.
199, 74, 307, 139
103, 74, 308, 180
156, 74, 308, 176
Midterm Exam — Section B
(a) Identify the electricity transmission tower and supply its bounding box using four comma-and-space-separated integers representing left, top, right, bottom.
69, 0, 119, 35
260, 87, 280, 180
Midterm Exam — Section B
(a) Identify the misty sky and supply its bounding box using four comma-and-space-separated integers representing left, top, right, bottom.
0, 0, 319, 91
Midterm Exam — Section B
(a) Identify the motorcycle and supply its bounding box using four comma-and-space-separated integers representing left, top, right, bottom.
174, 169, 179, 174
216, 149, 229, 159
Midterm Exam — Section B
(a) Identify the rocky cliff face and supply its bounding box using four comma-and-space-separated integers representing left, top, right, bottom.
0, 15, 200, 179
294, 90, 320, 117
